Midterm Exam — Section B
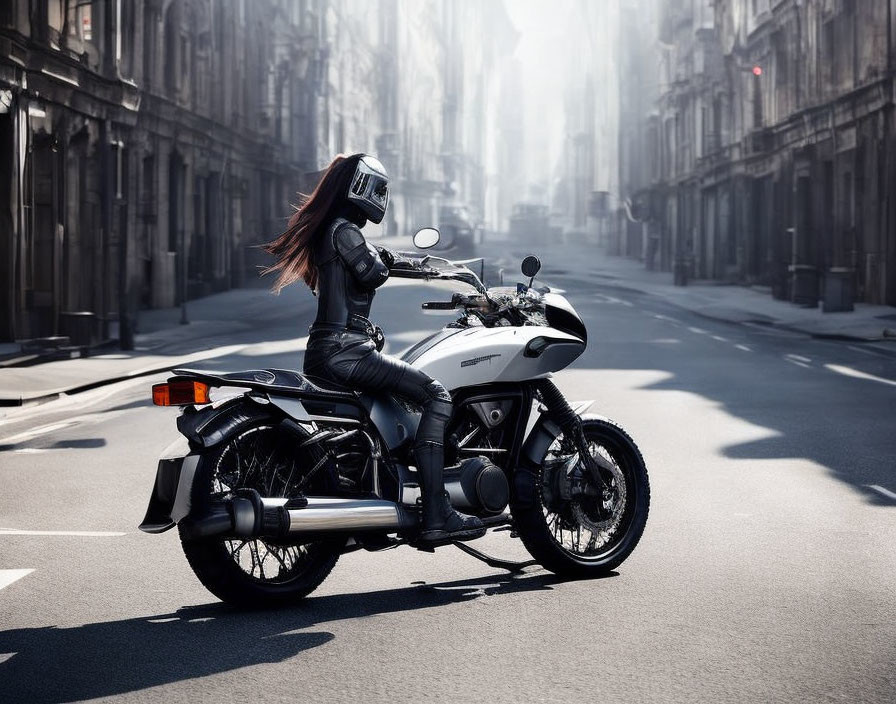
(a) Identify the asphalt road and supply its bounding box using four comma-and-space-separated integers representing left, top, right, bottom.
1, 259, 894, 703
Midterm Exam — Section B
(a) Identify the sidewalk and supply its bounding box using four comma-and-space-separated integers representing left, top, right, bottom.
518, 241, 896, 345
3, 240, 894, 408
0, 281, 307, 407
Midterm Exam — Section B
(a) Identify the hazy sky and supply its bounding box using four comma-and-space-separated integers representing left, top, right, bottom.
504, 0, 573, 185
503, 0, 618, 198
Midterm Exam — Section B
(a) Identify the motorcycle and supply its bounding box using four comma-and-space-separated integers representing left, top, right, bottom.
139, 227, 650, 606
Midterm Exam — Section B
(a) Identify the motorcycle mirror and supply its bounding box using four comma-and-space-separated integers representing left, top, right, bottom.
521, 255, 541, 278
413, 227, 440, 249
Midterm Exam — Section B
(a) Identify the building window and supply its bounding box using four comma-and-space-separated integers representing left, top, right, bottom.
119, 1, 135, 78
140, 155, 156, 223
143, 6, 156, 87
66, 2, 93, 43
752, 72, 763, 128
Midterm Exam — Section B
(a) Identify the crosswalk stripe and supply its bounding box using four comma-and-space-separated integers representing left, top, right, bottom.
0, 569, 34, 591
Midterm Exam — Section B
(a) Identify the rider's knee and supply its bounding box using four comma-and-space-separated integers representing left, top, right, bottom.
422, 379, 452, 421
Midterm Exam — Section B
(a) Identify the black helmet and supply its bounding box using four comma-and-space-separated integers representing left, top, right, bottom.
347, 155, 389, 224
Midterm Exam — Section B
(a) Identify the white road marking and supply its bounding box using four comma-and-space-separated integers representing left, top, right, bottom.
866, 485, 896, 501
595, 294, 633, 307
786, 354, 812, 363
0, 529, 126, 537
0, 410, 121, 447
0, 569, 33, 591
735, 344, 752, 352
11, 448, 51, 454
824, 364, 896, 388
784, 354, 812, 368
711, 335, 728, 342
848, 345, 877, 356
0, 421, 75, 445
687, 326, 708, 334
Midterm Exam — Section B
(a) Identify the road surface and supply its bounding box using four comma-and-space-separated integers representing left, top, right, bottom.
1, 258, 894, 703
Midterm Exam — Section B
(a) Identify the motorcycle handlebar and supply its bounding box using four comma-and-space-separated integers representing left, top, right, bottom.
421, 301, 457, 311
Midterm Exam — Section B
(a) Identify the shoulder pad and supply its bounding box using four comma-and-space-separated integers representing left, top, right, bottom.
333, 220, 366, 254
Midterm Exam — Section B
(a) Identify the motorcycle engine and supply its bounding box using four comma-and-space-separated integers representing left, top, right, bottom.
443, 456, 509, 515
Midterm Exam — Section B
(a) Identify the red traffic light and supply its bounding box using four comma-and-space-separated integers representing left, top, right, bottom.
752, 65, 763, 76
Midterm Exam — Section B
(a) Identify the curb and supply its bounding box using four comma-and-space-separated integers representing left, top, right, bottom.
0, 343, 248, 409
586, 278, 896, 350
0, 364, 174, 408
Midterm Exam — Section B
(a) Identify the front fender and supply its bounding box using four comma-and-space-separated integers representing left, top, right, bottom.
512, 403, 598, 509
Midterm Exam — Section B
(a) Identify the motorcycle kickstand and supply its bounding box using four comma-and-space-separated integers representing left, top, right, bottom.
452, 541, 538, 573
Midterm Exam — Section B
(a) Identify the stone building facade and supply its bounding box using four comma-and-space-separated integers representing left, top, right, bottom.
0, 0, 319, 346
0, 0, 519, 347
621, 0, 896, 308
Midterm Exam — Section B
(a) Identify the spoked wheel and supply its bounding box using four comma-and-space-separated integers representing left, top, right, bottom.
180, 422, 343, 607
512, 417, 649, 577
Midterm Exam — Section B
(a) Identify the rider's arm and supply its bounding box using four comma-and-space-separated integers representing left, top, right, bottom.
334, 223, 390, 289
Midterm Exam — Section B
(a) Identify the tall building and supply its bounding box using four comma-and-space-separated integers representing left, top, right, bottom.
0, 0, 320, 345
0, 0, 522, 347
624, 0, 896, 307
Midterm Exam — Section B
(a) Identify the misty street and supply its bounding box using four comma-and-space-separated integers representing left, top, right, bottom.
1, 243, 893, 702
3, 0, 896, 701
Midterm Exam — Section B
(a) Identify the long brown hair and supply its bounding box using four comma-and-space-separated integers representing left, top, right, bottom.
263, 153, 363, 292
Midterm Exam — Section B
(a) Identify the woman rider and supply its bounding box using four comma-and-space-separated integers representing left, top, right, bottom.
264, 153, 485, 544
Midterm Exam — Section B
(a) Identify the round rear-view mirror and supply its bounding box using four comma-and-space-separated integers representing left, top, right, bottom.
413, 227, 440, 249
521, 255, 541, 278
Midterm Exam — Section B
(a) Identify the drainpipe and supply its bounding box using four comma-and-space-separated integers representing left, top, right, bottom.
100, 119, 112, 342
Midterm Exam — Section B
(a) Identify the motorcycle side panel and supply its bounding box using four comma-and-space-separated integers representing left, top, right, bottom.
411, 326, 584, 391
368, 395, 421, 451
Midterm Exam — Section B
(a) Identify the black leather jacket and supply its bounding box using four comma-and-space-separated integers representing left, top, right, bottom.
312, 217, 389, 331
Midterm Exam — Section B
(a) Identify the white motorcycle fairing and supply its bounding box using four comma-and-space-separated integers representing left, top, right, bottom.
409, 325, 585, 390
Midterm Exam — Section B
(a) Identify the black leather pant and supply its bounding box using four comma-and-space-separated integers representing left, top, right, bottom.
304, 328, 453, 467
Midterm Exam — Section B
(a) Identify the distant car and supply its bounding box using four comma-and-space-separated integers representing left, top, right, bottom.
509, 202, 553, 245
436, 204, 477, 253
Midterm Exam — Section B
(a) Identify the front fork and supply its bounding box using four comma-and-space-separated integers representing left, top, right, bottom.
534, 379, 611, 494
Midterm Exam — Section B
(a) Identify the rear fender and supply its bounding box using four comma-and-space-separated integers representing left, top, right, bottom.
176, 395, 275, 450
139, 397, 280, 534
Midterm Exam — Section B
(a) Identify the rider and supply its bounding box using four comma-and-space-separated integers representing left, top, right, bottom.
264, 153, 485, 544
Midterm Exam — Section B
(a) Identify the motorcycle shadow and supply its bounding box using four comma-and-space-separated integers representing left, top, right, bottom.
0, 570, 615, 702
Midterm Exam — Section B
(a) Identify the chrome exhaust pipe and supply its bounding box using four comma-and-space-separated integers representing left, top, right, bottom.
180, 492, 414, 540
279, 497, 409, 534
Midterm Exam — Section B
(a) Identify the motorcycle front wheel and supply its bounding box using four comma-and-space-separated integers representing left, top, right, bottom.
180, 422, 343, 607
512, 417, 650, 578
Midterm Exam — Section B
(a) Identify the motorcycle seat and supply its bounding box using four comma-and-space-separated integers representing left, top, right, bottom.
171, 367, 358, 400
302, 373, 355, 394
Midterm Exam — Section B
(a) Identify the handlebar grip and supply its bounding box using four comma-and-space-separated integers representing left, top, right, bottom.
421, 301, 457, 311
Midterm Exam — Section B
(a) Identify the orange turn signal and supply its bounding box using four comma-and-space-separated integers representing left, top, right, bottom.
152, 380, 211, 406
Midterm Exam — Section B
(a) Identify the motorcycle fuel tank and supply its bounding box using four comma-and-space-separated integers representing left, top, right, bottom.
411, 325, 585, 391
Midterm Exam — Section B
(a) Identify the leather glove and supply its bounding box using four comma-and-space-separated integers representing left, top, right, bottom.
376, 246, 395, 268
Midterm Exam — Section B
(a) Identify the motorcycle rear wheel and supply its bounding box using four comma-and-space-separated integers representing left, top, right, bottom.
179, 422, 343, 607
512, 417, 649, 578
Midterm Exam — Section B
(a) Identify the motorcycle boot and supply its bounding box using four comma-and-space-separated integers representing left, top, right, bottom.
414, 441, 485, 544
